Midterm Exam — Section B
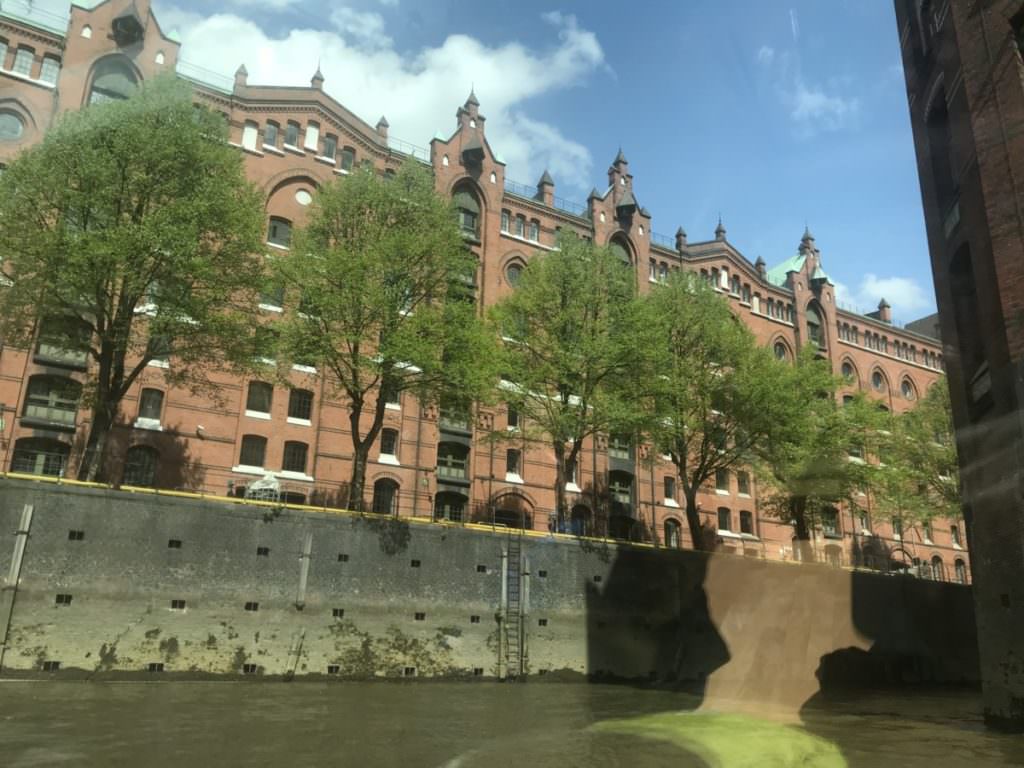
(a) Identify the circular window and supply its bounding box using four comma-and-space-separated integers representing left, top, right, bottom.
872, 372, 885, 391
0, 112, 25, 142
842, 362, 855, 381
901, 380, 915, 400
295, 189, 313, 206
774, 342, 788, 361
506, 263, 523, 287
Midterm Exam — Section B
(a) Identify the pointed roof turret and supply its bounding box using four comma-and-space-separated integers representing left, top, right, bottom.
675, 226, 688, 251
614, 147, 628, 165
879, 297, 891, 309
311, 66, 325, 89
588, 187, 603, 200
466, 88, 480, 107
538, 169, 554, 186
234, 64, 248, 90
715, 216, 727, 241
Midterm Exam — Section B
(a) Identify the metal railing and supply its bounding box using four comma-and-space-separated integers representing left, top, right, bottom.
651, 232, 676, 249
175, 59, 235, 94
503, 178, 589, 219
387, 136, 430, 163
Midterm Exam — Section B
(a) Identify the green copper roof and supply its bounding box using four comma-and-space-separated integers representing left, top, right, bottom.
1, 0, 70, 36
765, 254, 806, 288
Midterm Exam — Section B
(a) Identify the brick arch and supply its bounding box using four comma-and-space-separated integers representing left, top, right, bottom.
82, 53, 143, 110
840, 356, 861, 386
898, 374, 919, 401
607, 232, 636, 263
0, 96, 38, 131
490, 488, 536, 509
869, 365, 891, 393
370, 470, 402, 485
446, 176, 487, 208
770, 334, 793, 360
262, 170, 326, 200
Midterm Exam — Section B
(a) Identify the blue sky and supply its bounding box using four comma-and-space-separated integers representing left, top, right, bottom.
145, 0, 932, 321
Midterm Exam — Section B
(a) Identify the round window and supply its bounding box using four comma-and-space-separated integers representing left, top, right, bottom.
295, 189, 313, 206
0, 112, 25, 142
506, 263, 522, 287
872, 372, 885, 391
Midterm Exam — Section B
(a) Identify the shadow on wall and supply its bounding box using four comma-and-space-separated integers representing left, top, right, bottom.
105, 424, 207, 491
584, 546, 730, 702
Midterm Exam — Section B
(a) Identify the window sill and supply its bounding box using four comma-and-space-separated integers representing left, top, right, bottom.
333, 168, 351, 176
286, 417, 312, 427
953, 543, 963, 550
378, 454, 400, 466
266, 242, 290, 252
258, 303, 283, 313
664, 498, 679, 508
505, 473, 524, 484
282, 144, 305, 156
262, 144, 285, 156
147, 360, 170, 369
134, 418, 163, 432
257, 357, 277, 367
717, 529, 741, 539
715, 489, 730, 496
292, 365, 317, 374
245, 410, 272, 420
738, 492, 751, 499
241, 145, 264, 157
278, 470, 314, 482
385, 403, 401, 411
566, 482, 582, 493
314, 155, 337, 166
232, 465, 268, 477
499, 231, 557, 252
0, 67, 57, 90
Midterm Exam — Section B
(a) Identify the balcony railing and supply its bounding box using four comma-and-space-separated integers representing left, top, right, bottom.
35, 341, 88, 368
23, 403, 76, 427
438, 413, 471, 432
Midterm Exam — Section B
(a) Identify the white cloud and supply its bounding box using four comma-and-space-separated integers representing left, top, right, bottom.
227, 0, 299, 8
756, 45, 775, 67
790, 79, 859, 129
330, 7, 390, 49
155, 5, 603, 191
789, 8, 800, 42
833, 274, 931, 317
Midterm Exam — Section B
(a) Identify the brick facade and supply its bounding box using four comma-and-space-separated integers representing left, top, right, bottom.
0, 1, 967, 580
894, 0, 1024, 730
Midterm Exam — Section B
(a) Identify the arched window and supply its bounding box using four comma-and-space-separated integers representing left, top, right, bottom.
123, 445, 158, 487
282, 441, 308, 474
288, 389, 313, 421
774, 341, 789, 361
0, 111, 24, 142
371, 478, 399, 515
955, 559, 968, 584
23, 375, 81, 427
437, 442, 470, 481
841, 361, 856, 383
806, 303, 825, 348
931, 555, 946, 582
742, 284, 751, 303
901, 379, 916, 400
11, 437, 70, 476
664, 519, 681, 548
872, 370, 887, 392
267, 217, 291, 248
239, 435, 267, 468
89, 57, 138, 104
610, 239, 631, 265
453, 188, 480, 238
246, 381, 273, 415
730, 275, 741, 294
434, 491, 467, 522
506, 262, 523, 287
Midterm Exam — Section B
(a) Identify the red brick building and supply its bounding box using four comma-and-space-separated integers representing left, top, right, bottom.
894, 0, 1024, 729
0, 0, 967, 578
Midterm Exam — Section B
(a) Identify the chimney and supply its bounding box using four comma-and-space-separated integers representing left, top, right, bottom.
536, 169, 554, 207
376, 116, 389, 140
233, 64, 248, 92
675, 226, 687, 253
877, 298, 892, 324
755, 256, 767, 278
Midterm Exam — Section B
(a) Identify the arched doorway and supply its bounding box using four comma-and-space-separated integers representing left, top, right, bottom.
371, 478, 399, 515
491, 493, 533, 531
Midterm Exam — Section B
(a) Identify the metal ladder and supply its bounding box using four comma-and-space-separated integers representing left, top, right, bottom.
504, 535, 524, 679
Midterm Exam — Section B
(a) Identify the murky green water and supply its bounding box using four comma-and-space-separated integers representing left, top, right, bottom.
0, 682, 1020, 767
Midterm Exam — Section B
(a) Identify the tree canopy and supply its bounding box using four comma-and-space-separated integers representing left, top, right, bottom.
488, 234, 647, 532
272, 160, 497, 510
0, 76, 265, 481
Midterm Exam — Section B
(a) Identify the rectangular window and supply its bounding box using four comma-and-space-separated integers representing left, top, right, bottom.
664, 476, 676, 501
288, 389, 313, 421
608, 434, 631, 460
242, 121, 259, 150
323, 134, 337, 159
246, 382, 273, 414
239, 435, 267, 468
923, 521, 933, 542
380, 428, 398, 457
659, 263, 669, 282
282, 441, 308, 474
822, 509, 840, 538
528, 220, 540, 242
55, 593, 72, 606
264, 122, 279, 147
507, 406, 519, 430
0, 41, 7, 70
717, 508, 731, 532
951, 525, 961, 546
139, 388, 164, 421
340, 147, 355, 171
737, 471, 750, 496
892, 517, 903, 538
304, 122, 320, 152
715, 469, 730, 492
170, 599, 186, 610
501, 210, 510, 232
260, 283, 285, 309
13, 47, 33, 77
515, 215, 525, 237
284, 121, 300, 148
740, 510, 754, 535
506, 449, 521, 476
39, 56, 60, 84
267, 217, 291, 248
649, 259, 657, 281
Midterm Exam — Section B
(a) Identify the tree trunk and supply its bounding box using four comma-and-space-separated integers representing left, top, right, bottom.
791, 495, 815, 562
552, 441, 567, 533
78, 401, 114, 483
348, 442, 370, 512
684, 489, 711, 551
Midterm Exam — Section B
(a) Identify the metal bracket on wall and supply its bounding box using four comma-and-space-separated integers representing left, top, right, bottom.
0, 504, 34, 671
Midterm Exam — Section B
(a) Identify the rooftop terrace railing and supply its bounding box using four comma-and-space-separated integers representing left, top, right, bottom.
651, 232, 676, 250
504, 179, 589, 218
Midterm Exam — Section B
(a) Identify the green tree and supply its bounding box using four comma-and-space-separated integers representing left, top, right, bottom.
0, 77, 265, 481
641, 274, 798, 551
874, 377, 961, 527
488, 235, 646, 531
272, 160, 496, 510
757, 351, 884, 562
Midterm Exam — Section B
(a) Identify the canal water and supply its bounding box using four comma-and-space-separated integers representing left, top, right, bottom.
0, 682, 1021, 767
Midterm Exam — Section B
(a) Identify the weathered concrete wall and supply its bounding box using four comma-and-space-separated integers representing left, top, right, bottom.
0, 480, 979, 709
